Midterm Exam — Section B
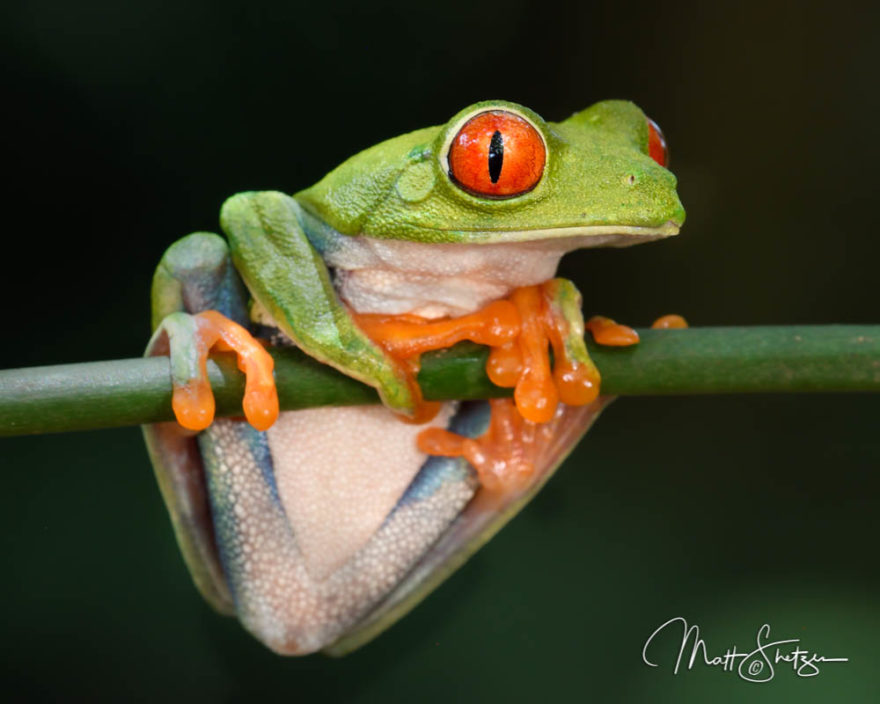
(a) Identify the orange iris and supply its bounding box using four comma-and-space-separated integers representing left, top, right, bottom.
448, 110, 546, 198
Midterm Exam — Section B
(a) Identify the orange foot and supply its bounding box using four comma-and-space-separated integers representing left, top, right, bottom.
418, 398, 543, 492
355, 279, 607, 491
353, 299, 521, 424
170, 310, 279, 432
586, 315, 640, 346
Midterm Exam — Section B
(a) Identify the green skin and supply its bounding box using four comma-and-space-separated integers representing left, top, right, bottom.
153, 99, 684, 414
146, 99, 685, 654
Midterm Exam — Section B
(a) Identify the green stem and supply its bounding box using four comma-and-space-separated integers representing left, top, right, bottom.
1, 326, 878, 437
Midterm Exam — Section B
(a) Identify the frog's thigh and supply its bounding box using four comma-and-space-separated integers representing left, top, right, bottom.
199, 403, 478, 655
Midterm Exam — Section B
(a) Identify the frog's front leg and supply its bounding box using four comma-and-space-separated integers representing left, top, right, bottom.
219, 191, 417, 417
147, 232, 278, 432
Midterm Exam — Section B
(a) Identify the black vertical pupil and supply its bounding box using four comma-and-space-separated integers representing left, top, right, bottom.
488, 130, 504, 183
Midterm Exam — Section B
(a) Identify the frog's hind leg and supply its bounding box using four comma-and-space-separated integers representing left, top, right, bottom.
144, 232, 495, 655
143, 231, 251, 615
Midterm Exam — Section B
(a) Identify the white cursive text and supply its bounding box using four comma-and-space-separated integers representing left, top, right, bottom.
642, 617, 849, 683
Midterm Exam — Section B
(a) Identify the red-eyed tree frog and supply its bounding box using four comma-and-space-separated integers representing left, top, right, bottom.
143, 99, 685, 655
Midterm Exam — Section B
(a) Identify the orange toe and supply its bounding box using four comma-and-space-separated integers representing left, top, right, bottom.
651, 314, 689, 329
586, 315, 640, 346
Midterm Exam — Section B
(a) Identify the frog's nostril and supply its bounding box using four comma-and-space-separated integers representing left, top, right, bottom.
625, 174, 636, 186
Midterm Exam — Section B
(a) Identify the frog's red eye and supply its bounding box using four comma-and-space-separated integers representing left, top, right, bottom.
647, 117, 668, 167
448, 110, 546, 198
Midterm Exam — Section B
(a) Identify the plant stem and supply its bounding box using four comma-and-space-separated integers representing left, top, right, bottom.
1, 326, 879, 437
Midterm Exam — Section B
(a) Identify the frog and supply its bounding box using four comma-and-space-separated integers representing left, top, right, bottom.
142, 99, 685, 656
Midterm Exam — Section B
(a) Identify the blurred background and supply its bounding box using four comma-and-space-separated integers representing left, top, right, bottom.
3, 0, 880, 701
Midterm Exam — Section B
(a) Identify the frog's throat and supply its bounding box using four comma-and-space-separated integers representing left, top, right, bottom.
299, 208, 679, 319
309, 226, 678, 320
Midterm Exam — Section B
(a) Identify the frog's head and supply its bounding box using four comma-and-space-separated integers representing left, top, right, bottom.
296, 99, 685, 246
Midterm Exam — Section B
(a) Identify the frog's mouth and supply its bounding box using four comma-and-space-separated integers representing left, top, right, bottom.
403, 221, 681, 245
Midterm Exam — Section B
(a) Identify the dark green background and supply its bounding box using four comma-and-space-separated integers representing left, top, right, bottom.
3, 0, 879, 701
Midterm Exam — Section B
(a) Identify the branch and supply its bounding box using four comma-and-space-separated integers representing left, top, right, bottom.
2, 326, 879, 437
